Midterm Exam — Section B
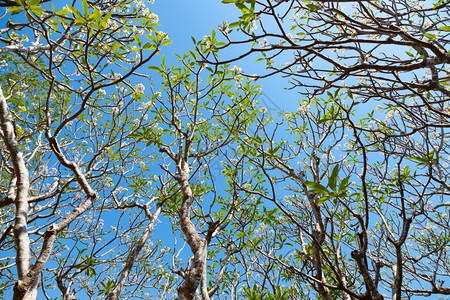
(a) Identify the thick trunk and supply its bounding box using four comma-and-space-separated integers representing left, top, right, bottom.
0, 88, 38, 299
176, 157, 209, 300
311, 226, 333, 300
351, 250, 384, 300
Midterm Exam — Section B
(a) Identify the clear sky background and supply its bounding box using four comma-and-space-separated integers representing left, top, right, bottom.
152, 0, 299, 116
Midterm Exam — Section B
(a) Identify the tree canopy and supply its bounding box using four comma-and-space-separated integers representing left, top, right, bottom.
1, 0, 450, 299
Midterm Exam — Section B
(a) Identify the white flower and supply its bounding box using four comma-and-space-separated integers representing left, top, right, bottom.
218, 21, 229, 33
444, 106, 450, 114
143, 101, 153, 109
259, 38, 269, 49
157, 31, 168, 40
230, 65, 242, 74
134, 0, 145, 8
106, 19, 118, 31
142, 7, 150, 17
134, 83, 145, 94
384, 110, 395, 122
149, 13, 158, 23
251, 20, 257, 31
297, 102, 309, 114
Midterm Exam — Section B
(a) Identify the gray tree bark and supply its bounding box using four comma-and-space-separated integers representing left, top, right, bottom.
0, 87, 38, 299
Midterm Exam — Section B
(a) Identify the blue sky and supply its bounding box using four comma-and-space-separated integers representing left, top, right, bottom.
153, 0, 299, 115
153, 0, 239, 54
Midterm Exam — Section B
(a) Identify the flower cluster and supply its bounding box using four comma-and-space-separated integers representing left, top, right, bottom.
134, 83, 145, 95
297, 101, 310, 114
203, 35, 213, 49
218, 21, 229, 34
230, 65, 242, 74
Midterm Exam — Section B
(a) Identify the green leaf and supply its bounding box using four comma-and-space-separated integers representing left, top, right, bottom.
228, 21, 240, 30
100, 11, 113, 28
133, 33, 141, 45
67, 5, 82, 19
317, 117, 330, 124
338, 175, 351, 195
90, 7, 101, 25
236, 231, 245, 238
347, 90, 353, 99
161, 55, 166, 69
82, 0, 88, 16
29, 4, 43, 15
439, 26, 450, 31
51, 18, 58, 32
428, 150, 436, 160
328, 164, 339, 192
304, 181, 330, 195
423, 33, 436, 41
409, 150, 436, 166
433, 0, 447, 8
143, 43, 156, 50
147, 64, 160, 71
8, 6, 24, 15
317, 195, 332, 205
56, 9, 71, 16
306, 3, 321, 11
74, 17, 86, 25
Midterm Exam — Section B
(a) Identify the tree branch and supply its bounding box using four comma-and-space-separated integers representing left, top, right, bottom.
107, 202, 161, 300
0, 87, 39, 299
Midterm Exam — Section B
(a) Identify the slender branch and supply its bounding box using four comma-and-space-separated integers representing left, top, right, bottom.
107, 202, 162, 300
